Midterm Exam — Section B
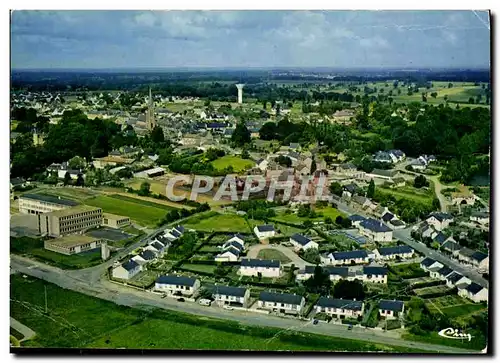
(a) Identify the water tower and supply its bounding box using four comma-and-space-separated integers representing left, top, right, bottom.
235, 84, 245, 104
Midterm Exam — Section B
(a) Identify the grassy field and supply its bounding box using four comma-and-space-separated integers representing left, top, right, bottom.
10, 236, 103, 270
183, 212, 252, 233
273, 206, 345, 225
211, 155, 254, 172
256, 249, 292, 263
28, 187, 99, 202
425, 295, 485, 318
378, 186, 434, 205
413, 285, 453, 297
177, 263, 217, 274
85, 195, 171, 227
390, 263, 427, 279
11, 275, 428, 352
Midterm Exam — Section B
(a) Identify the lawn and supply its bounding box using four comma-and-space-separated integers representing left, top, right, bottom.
108, 194, 180, 210
256, 249, 292, 263
413, 285, 453, 297
177, 263, 217, 274
273, 206, 345, 225
390, 263, 428, 279
183, 212, 252, 233
378, 186, 434, 205
10, 236, 103, 270
425, 295, 485, 318
85, 195, 170, 227
211, 155, 254, 172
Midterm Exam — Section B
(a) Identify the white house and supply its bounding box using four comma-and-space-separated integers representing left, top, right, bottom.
254, 224, 276, 239
213, 285, 250, 307
239, 259, 281, 278
410, 158, 427, 171
362, 267, 388, 284
315, 297, 364, 319
297, 266, 349, 282
430, 265, 453, 280
426, 213, 454, 231
290, 233, 318, 251
226, 234, 246, 246
320, 250, 369, 266
165, 225, 185, 240
420, 257, 443, 272
379, 299, 405, 319
256, 158, 269, 171
131, 249, 157, 266
348, 215, 366, 228
154, 275, 200, 297
444, 272, 471, 288
257, 292, 305, 315
458, 283, 488, 303
458, 249, 489, 272
373, 245, 414, 261
388, 219, 406, 230
145, 241, 166, 256
112, 259, 141, 280
358, 218, 393, 242
470, 212, 489, 225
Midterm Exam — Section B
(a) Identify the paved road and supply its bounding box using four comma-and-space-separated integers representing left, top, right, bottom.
393, 228, 488, 288
246, 244, 313, 269
10, 317, 36, 342
10, 255, 477, 353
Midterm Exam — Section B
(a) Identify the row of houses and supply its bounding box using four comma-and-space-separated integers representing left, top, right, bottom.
420, 258, 488, 303
297, 265, 389, 284
320, 245, 414, 266
152, 275, 404, 319
112, 225, 185, 280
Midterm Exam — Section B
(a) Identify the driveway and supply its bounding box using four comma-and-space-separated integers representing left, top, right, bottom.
246, 244, 313, 269
10, 317, 36, 342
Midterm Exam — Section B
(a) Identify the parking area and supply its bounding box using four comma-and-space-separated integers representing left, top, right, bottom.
86, 227, 133, 241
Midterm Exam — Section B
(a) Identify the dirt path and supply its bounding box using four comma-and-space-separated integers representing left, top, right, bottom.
10, 317, 36, 342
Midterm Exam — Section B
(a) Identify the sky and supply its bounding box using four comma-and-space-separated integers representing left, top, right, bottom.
10, 10, 491, 69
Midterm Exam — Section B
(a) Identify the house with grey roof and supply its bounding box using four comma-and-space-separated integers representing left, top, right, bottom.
155, 275, 200, 297
426, 212, 454, 231
239, 259, 281, 278
321, 250, 369, 266
315, 297, 364, 319
358, 218, 393, 242
444, 272, 471, 288
458, 282, 488, 303
430, 265, 453, 280
254, 224, 276, 239
112, 259, 141, 280
379, 299, 405, 319
290, 233, 318, 251
458, 248, 489, 271
212, 285, 250, 307
374, 245, 414, 261
362, 266, 388, 284
257, 292, 305, 315
470, 211, 489, 225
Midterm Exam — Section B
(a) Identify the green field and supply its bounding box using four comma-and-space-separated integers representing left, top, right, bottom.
273, 206, 345, 225
11, 275, 427, 352
378, 186, 434, 205
256, 249, 292, 263
85, 195, 171, 227
183, 212, 251, 233
28, 187, 99, 202
10, 236, 103, 270
425, 295, 485, 318
413, 285, 453, 297
177, 263, 217, 274
211, 155, 254, 172
390, 263, 427, 279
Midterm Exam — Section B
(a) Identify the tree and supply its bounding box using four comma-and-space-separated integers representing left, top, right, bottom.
329, 182, 343, 197
138, 181, 151, 196
259, 122, 277, 140
430, 92, 438, 98
275, 155, 292, 167
75, 174, 84, 186
150, 126, 165, 144
68, 156, 85, 170
304, 266, 332, 295
367, 179, 375, 198
448, 83, 453, 88
231, 122, 251, 146
310, 158, 317, 174
241, 149, 250, 159
301, 248, 320, 264
63, 172, 71, 186
303, 220, 313, 229
333, 280, 365, 300
414, 175, 429, 188
324, 216, 333, 224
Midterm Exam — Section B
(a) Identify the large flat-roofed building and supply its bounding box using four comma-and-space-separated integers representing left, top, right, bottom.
19, 193, 79, 214
39, 206, 103, 237
44, 235, 104, 255
102, 213, 131, 229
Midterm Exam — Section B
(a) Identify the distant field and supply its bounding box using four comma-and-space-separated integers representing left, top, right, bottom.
183, 212, 251, 233
211, 155, 254, 172
30, 187, 99, 202
378, 186, 433, 205
85, 195, 169, 227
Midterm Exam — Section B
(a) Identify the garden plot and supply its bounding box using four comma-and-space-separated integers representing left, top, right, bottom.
413, 285, 453, 297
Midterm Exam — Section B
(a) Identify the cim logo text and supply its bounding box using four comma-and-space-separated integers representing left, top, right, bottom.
438, 328, 472, 342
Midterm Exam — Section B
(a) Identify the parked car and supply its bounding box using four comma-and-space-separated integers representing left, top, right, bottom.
199, 299, 212, 306
347, 324, 353, 330
313, 319, 319, 325
161, 294, 167, 299
177, 298, 185, 302
223, 305, 233, 311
